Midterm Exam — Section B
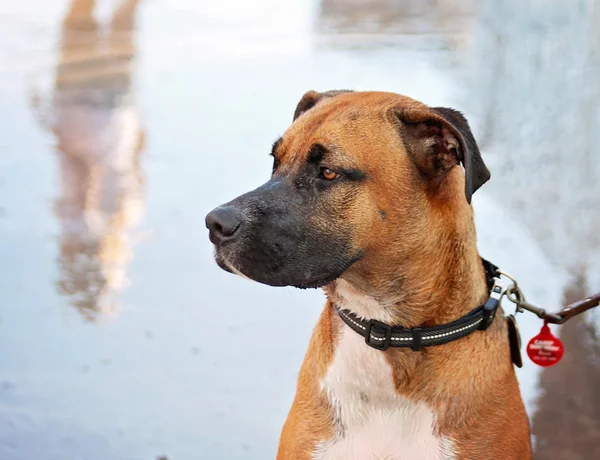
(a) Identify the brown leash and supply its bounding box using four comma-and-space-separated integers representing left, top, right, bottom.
545, 292, 600, 324
500, 271, 600, 324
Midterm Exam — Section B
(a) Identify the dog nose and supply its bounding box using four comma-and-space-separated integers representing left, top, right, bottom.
205, 206, 243, 245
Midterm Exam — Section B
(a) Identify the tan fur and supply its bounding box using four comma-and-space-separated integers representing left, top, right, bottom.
277, 303, 337, 459
275, 92, 531, 459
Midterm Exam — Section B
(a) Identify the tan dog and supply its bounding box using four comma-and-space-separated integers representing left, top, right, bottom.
206, 90, 531, 459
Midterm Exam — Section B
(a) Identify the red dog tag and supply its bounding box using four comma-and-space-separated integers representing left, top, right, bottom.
526, 322, 564, 367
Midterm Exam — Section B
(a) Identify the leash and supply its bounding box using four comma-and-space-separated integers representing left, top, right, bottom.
499, 271, 600, 325
335, 258, 599, 367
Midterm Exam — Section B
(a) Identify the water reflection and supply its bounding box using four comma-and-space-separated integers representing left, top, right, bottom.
32, 0, 145, 321
316, 0, 477, 50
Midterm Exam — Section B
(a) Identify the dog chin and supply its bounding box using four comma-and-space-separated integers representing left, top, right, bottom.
214, 252, 361, 292
214, 253, 332, 289
214, 251, 262, 284
214, 251, 234, 274
246, 271, 338, 290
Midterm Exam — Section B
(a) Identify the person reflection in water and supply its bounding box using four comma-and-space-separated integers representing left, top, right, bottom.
32, 0, 145, 321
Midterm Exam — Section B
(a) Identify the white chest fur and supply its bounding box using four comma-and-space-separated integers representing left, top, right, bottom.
314, 280, 455, 460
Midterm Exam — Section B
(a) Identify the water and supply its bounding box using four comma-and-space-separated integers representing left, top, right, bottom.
0, 1, 597, 459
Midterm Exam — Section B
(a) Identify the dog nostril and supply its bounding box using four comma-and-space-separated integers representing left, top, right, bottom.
217, 220, 239, 237
205, 207, 242, 244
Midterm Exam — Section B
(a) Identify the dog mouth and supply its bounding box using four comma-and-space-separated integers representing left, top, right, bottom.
214, 250, 234, 274
214, 246, 362, 290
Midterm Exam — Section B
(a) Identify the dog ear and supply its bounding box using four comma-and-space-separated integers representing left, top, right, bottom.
394, 106, 490, 203
293, 89, 354, 121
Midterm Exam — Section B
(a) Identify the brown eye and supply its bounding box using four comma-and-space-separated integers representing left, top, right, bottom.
320, 167, 340, 181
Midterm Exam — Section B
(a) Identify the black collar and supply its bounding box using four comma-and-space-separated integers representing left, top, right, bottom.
334, 258, 502, 351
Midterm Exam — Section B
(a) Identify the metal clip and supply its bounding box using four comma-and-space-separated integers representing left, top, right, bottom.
497, 270, 523, 313
495, 268, 599, 325
499, 272, 563, 323
497, 269, 518, 288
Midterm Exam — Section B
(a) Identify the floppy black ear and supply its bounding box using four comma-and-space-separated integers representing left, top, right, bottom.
395, 106, 490, 203
431, 107, 490, 203
293, 89, 354, 121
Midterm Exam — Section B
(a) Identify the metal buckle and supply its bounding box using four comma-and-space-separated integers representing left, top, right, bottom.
479, 280, 503, 330
365, 319, 393, 351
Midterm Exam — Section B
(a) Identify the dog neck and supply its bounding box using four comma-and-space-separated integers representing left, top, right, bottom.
324, 206, 488, 329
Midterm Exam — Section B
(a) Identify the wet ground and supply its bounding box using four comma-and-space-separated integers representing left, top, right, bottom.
0, 1, 598, 459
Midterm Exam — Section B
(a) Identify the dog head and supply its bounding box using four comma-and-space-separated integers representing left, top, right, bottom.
205, 90, 489, 291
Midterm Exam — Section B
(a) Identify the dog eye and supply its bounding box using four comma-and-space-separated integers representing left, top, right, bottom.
319, 167, 340, 181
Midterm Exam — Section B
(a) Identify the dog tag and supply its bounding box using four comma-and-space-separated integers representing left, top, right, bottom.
526, 322, 564, 367
506, 315, 523, 368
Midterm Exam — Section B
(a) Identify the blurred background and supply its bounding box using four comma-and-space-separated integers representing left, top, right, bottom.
0, 0, 598, 459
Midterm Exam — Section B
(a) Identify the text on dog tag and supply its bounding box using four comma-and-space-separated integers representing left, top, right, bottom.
526, 322, 564, 367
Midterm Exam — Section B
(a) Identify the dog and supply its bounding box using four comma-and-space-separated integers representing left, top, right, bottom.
205, 90, 531, 459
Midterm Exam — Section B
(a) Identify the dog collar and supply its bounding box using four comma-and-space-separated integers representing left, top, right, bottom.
334, 258, 502, 351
